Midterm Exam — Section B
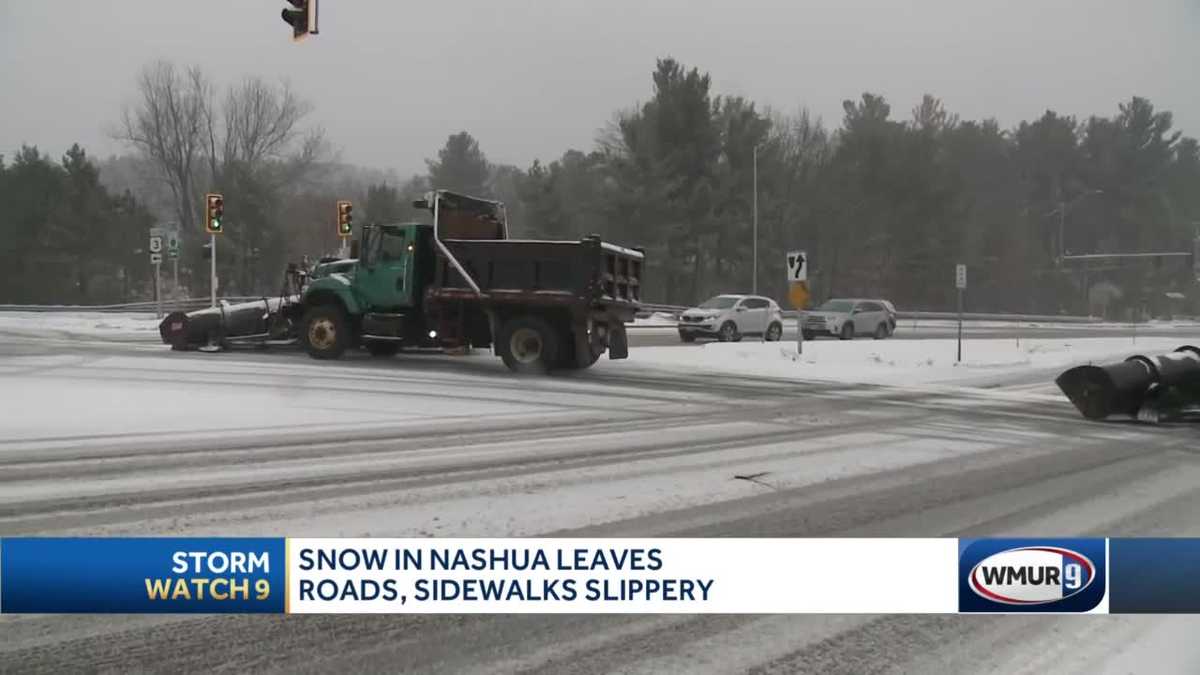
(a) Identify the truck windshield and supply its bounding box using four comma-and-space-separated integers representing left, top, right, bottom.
699, 296, 738, 309
818, 300, 855, 312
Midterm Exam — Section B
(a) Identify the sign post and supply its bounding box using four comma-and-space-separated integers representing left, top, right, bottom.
787, 250, 809, 354
167, 232, 180, 289
955, 263, 967, 363
149, 228, 164, 319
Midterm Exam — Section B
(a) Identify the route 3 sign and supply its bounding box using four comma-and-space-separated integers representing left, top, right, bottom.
786, 250, 807, 282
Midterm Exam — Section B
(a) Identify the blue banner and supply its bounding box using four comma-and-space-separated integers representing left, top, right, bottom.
1110, 538, 1200, 613
1, 538, 285, 613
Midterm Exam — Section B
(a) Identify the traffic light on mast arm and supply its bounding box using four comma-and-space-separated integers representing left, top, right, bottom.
205, 193, 224, 234
336, 200, 353, 237
281, 0, 319, 41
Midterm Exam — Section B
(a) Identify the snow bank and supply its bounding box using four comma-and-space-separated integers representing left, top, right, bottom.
632, 312, 680, 327
0, 311, 161, 339
625, 337, 1196, 385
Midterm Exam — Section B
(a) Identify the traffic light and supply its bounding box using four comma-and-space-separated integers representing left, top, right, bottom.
336, 200, 353, 237
205, 193, 224, 234
281, 0, 318, 41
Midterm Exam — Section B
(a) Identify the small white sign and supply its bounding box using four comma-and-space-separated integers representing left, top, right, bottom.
150, 252, 163, 265
955, 264, 967, 290
787, 250, 808, 282
149, 236, 163, 254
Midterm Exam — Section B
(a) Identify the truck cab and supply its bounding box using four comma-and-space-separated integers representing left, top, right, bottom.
300, 222, 439, 358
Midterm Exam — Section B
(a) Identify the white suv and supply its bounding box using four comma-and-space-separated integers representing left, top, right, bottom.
802, 298, 896, 340
678, 294, 785, 343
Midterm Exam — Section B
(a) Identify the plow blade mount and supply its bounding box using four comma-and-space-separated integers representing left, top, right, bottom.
160, 297, 297, 350
1055, 346, 1200, 421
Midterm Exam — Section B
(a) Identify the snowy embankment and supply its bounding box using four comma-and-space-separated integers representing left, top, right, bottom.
620, 336, 1197, 386
0, 311, 161, 340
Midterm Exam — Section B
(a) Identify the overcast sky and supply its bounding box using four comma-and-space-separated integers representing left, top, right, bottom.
2, 0, 1197, 176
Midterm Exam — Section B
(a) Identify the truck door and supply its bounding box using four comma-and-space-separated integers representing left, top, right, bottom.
358, 228, 414, 310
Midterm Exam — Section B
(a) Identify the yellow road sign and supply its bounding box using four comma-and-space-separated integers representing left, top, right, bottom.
788, 282, 810, 309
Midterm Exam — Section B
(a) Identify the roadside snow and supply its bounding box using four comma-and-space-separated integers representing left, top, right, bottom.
621, 337, 1196, 386
0, 311, 160, 338
632, 312, 680, 327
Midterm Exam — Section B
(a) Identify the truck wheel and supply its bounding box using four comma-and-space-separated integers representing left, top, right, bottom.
365, 341, 400, 357
497, 316, 559, 373
874, 323, 888, 340
765, 322, 783, 341
302, 306, 350, 360
556, 330, 604, 370
839, 323, 855, 340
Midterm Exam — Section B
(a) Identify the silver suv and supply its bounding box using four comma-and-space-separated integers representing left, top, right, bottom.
802, 298, 896, 340
678, 294, 785, 343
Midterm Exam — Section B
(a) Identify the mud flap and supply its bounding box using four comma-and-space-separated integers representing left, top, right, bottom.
608, 322, 628, 360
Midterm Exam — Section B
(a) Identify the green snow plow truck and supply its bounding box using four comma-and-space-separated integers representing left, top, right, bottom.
160, 190, 644, 373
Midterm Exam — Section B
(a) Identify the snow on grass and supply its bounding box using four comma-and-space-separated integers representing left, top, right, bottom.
0, 311, 161, 338
632, 312, 680, 327
622, 336, 1197, 386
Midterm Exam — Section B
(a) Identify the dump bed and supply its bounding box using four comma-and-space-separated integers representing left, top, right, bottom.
433, 236, 644, 313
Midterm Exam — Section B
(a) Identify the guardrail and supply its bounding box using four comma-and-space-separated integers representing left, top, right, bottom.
638, 304, 1102, 324
0, 298, 263, 314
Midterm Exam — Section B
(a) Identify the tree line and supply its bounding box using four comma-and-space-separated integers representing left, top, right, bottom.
368, 59, 1200, 316
2, 57, 1197, 316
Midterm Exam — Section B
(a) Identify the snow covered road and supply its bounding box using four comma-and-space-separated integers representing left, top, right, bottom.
2, 328, 1200, 673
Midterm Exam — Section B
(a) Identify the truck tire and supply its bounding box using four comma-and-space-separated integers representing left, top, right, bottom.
302, 306, 350, 360
765, 322, 783, 341
557, 330, 604, 370
839, 323, 855, 340
365, 341, 400, 357
497, 316, 560, 373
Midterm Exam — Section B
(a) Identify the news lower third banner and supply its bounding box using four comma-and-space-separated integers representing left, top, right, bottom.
3, 537, 1200, 614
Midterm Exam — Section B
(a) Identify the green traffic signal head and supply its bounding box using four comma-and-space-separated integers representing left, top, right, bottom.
205, 193, 225, 234
336, 200, 353, 237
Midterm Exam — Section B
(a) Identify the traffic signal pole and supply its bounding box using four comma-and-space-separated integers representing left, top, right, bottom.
210, 234, 217, 308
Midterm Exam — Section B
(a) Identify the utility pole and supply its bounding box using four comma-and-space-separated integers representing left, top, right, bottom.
1053, 189, 1103, 263
752, 145, 759, 295
1058, 200, 1066, 263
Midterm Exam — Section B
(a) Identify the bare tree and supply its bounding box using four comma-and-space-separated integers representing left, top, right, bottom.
117, 61, 212, 230
116, 60, 331, 294
210, 77, 325, 185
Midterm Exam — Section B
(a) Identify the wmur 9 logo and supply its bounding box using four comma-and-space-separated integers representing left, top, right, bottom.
959, 539, 1107, 613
